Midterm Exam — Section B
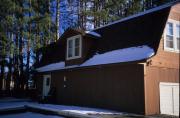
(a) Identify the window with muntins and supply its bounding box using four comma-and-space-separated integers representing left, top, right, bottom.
164, 19, 180, 52
66, 35, 82, 60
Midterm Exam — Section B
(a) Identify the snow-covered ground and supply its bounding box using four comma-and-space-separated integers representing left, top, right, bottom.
0, 98, 30, 110
27, 103, 122, 115
0, 98, 124, 116
0, 101, 28, 110
0, 112, 64, 118
0, 97, 30, 103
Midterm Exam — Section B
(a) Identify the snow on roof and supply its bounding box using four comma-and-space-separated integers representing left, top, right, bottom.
81, 45, 154, 66
36, 62, 65, 72
36, 45, 154, 72
36, 62, 79, 72
85, 31, 101, 38
92, 1, 176, 31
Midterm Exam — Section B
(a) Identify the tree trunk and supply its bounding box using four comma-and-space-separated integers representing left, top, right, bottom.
56, 0, 60, 41
6, 33, 14, 92
26, 0, 31, 91
19, 32, 24, 90
1, 59, 5, 91
18, 1, 24, 92
0, 63, 4, 91
14, 34, 19, 92
6, 56, 12, 92
48, 0, 51, 43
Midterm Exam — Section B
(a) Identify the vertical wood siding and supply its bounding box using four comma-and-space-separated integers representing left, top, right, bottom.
144, 66, 179, 115
36, 74, 43, 95
144, 5, 180, 115
51, 64, 145, 114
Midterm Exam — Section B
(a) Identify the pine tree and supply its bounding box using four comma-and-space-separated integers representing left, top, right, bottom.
0, 0, 16, 91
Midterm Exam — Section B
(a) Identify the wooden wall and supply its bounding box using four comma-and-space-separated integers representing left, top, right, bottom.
144, 66, 179, 115
52, 63, 145, 114
35, 74, 43, 95
149, 3, 180, 69
144, 4, 180, 115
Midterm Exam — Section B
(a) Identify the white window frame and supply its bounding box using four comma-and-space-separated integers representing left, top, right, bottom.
66, 35, 82, 60
164, 19, 180, 53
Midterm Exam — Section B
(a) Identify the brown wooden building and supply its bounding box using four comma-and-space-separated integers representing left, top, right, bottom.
35, 2, 179, 116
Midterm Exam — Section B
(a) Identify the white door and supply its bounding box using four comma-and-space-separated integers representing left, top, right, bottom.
42, 75, 51, 99
160, 82, 179, 116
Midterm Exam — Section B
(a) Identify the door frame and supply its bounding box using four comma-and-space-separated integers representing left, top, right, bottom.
42, 74, 51, 99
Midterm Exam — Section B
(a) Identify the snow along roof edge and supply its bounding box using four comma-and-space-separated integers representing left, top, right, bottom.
85, 31, 101, 38
92, 1, 178, 31
36, 45, 154, 72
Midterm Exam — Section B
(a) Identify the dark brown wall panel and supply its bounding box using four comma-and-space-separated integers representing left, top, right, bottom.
52, 64, 145, 114
36, 74, 43, 94
144, 66, 179, 115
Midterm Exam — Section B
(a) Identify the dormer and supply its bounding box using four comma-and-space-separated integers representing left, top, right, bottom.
66, 35, 82, 60
64, 29, 98, 66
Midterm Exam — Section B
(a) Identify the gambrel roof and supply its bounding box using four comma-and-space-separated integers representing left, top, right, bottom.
35, 1, 179, 71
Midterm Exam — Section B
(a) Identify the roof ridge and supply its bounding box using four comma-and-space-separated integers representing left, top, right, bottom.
93, 1, 178, 31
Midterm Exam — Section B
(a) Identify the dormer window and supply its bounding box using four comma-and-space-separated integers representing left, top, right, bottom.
164, 19, 180, 52
66, 35, 82, 60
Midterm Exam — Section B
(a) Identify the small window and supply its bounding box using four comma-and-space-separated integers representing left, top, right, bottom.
166, 22, 174, 48
164, 20, 180, 52
75, 38, 80, 56
66, 35, 82, 60
68, 40, 73, 58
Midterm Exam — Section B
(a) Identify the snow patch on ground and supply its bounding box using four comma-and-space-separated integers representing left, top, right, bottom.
28, 103, 122, 115
36, 45, 154, 72
0, 100, 123, 115
0, 97, 31, 103
0, 112, 64, 118
0, 102, 28, 110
